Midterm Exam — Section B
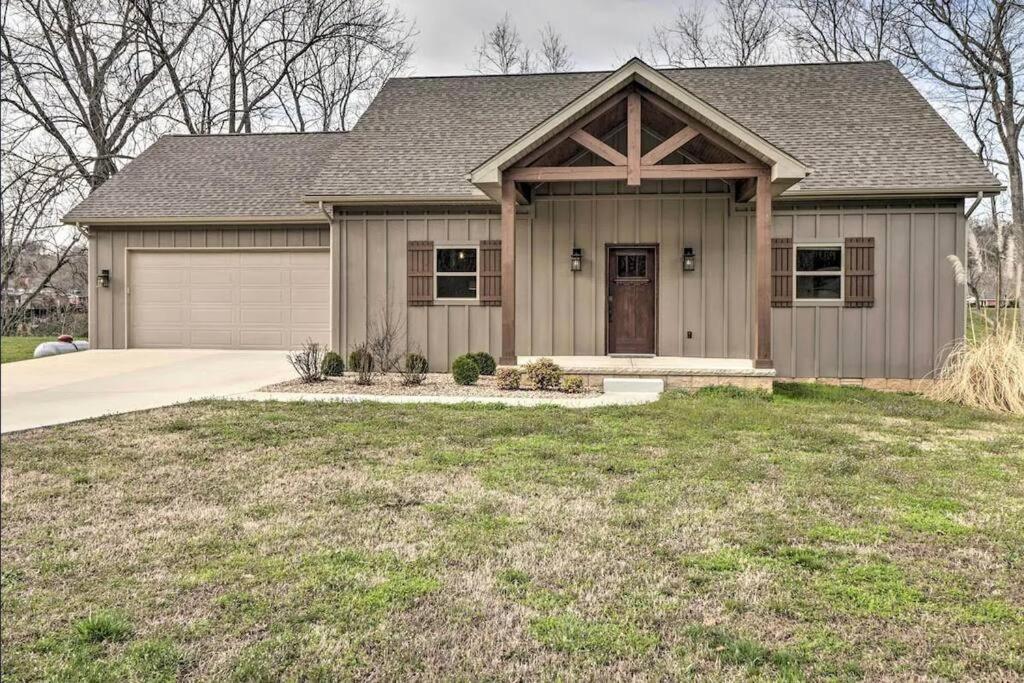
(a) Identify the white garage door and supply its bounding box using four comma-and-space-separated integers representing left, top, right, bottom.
128, 250, 330, 349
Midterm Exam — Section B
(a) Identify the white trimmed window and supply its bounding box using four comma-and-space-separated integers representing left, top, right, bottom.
435, 246, 478, 300
794, 244, 843, 302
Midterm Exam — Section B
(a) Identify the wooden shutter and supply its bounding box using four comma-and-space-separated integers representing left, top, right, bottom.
845, 237, 875, 308
771, 238, 793, 307
478, 240, 502, 306
408, 240, 434, 306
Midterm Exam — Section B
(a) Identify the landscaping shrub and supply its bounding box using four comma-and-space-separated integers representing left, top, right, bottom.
524, 357, 562, 390
471, 351, 497, 376
496, 367, 521, 390
321, 351, 344, 377
561, 375, 585, 393
928, 328, 1024, 414
287, 339, 326, 383
348, 348, 373, 373
349, 345, 374, 386
452, 354, 480, 385
402, 352, 429, 386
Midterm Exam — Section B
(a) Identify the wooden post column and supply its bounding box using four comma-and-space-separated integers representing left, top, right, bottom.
499, 177, 517, 366
754, 170, 773, 369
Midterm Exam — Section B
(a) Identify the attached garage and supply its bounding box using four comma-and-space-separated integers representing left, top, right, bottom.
127, 249, 330, 350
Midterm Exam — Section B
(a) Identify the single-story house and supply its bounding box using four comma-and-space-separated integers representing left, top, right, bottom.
65, 58, 1001, 389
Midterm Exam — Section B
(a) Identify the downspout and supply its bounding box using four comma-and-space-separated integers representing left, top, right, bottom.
964, 191, 984, 219
320, 201, 341, 352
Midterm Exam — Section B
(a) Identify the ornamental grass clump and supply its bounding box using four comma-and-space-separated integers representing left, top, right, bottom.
932, 254, 1024, 414
928, 325, 1024, 414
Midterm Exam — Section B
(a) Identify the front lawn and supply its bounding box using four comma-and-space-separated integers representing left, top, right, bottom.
1, 386, 1022, 679
0, 336, 51, 364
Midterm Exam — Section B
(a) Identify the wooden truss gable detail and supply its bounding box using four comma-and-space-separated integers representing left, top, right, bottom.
506, 84, 766, 187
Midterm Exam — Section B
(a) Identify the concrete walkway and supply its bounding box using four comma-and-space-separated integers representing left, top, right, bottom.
231, 391, 660, 409
1, 349, 296, 434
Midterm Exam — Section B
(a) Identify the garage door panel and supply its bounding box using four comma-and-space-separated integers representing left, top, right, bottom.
129, 250, 329, 350
290, 286, 329, 305
190, 287, 235, 304
190, 269, 235, 285
189, 307, 236, 323
241, 269, 286, 286
133, 306, 186, 325
189, 329, 236, 347
240, 287, 285, 304
240, 308, 288, 324
239, 329, 288, 347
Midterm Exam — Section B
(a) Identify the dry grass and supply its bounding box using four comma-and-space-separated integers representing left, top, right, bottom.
930, 322, 1024, 414
1, 384, 1022, 680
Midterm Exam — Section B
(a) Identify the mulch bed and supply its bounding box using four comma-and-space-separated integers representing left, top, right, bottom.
261, 372, 597, 398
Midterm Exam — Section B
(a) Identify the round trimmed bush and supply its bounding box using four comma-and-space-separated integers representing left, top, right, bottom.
524, 357, 562, 390
405, 352, 429, 374
471, 351, 497, 376
348, 348, 373, 372
496, 367, 521, 390
560, 375, 585, 393
322, 351, 345, 377
451, 354, 480, 385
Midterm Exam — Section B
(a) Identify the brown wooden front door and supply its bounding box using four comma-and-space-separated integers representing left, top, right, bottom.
607, 246, 657, 354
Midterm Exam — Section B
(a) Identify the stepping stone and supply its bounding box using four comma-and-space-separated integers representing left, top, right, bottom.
603, 377, 664, 394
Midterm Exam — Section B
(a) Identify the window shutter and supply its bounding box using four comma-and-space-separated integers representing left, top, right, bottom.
478, 239, 502, 306
408, 240, 434, 306
845, 237, 875, 308
771, 238, 793, 307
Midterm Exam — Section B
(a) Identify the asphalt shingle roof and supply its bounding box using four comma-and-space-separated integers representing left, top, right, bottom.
308, 60, 999, 198
64, 132, 346, 222
66, 61, 1000, 222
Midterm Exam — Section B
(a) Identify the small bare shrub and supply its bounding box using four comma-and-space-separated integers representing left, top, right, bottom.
524, 357, 562, 390
496, 367, 521, 390
401, 352, 429, 386
287, 340, 326, 383
560, 375, 585, 393
367, 306, 406, 374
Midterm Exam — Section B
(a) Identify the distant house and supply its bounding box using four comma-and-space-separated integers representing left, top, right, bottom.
65, 58, 1001, 387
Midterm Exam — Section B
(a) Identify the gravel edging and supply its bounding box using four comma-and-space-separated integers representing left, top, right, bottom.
232, 391, 659, 408
260, 373, 597, 399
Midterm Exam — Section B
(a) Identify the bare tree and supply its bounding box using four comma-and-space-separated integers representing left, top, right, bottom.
474, 12, 532, 74
538, 23, 573, 72
0, 0, 205, 189
0, 146, 85, 335
276, 0, 413, 131
650, 0, 781, 67
898, 0, 1024, 252
783, 0, 908, 63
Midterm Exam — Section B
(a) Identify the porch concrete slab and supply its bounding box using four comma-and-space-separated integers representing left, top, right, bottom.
1, 350, 296, 434
518, 355, 776, 377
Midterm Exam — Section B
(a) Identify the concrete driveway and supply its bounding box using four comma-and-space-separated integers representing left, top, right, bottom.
1, 349, 295, 434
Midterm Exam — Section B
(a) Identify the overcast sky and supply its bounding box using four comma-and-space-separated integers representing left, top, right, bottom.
389, 0, 682, 75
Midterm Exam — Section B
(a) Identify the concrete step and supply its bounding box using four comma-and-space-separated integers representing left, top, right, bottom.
603, 377, 665, 394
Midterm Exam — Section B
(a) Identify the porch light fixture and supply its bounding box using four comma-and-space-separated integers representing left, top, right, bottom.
97, 269, 111, 288
682, 247, 696, 271
570, 247, 583, 272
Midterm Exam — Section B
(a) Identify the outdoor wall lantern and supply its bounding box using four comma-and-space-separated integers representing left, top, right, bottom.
682, 247, 696, 271
97, 269, 111, 288
570, 247, 583, 272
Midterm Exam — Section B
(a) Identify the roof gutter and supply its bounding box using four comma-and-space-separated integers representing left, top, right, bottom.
304, 193, 495, 206
61, 214, 329, 226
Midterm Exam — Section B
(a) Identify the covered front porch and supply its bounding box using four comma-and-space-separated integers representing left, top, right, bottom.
467, 60, 809, 381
